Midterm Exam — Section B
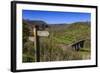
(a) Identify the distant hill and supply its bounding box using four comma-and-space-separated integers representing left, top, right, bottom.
23, 19, 90, 45
23, 19, 48, 30
23, 20, 47, 25
50, 22, 91, 46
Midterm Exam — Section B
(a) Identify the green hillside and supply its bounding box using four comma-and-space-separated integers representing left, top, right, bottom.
50, 22, 90, 45
22, 20, 91, 62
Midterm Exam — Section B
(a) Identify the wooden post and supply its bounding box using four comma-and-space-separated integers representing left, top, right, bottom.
34, 26, 40, 62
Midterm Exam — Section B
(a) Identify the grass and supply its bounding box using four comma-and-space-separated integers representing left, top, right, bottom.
23, 54, 35, 62
79, 48, 91, 59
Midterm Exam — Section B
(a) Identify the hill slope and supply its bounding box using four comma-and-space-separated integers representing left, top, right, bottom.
49, 22, 90, 45
22, 20, 91, 62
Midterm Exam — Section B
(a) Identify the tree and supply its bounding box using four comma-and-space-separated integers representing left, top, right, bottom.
23, 22, 30, 53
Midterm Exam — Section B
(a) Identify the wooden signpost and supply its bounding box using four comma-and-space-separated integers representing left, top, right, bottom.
33, 26, 49, 62
33, 26, 40, 62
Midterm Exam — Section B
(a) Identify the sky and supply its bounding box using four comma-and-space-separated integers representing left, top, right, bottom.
22, 10, 91, 24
